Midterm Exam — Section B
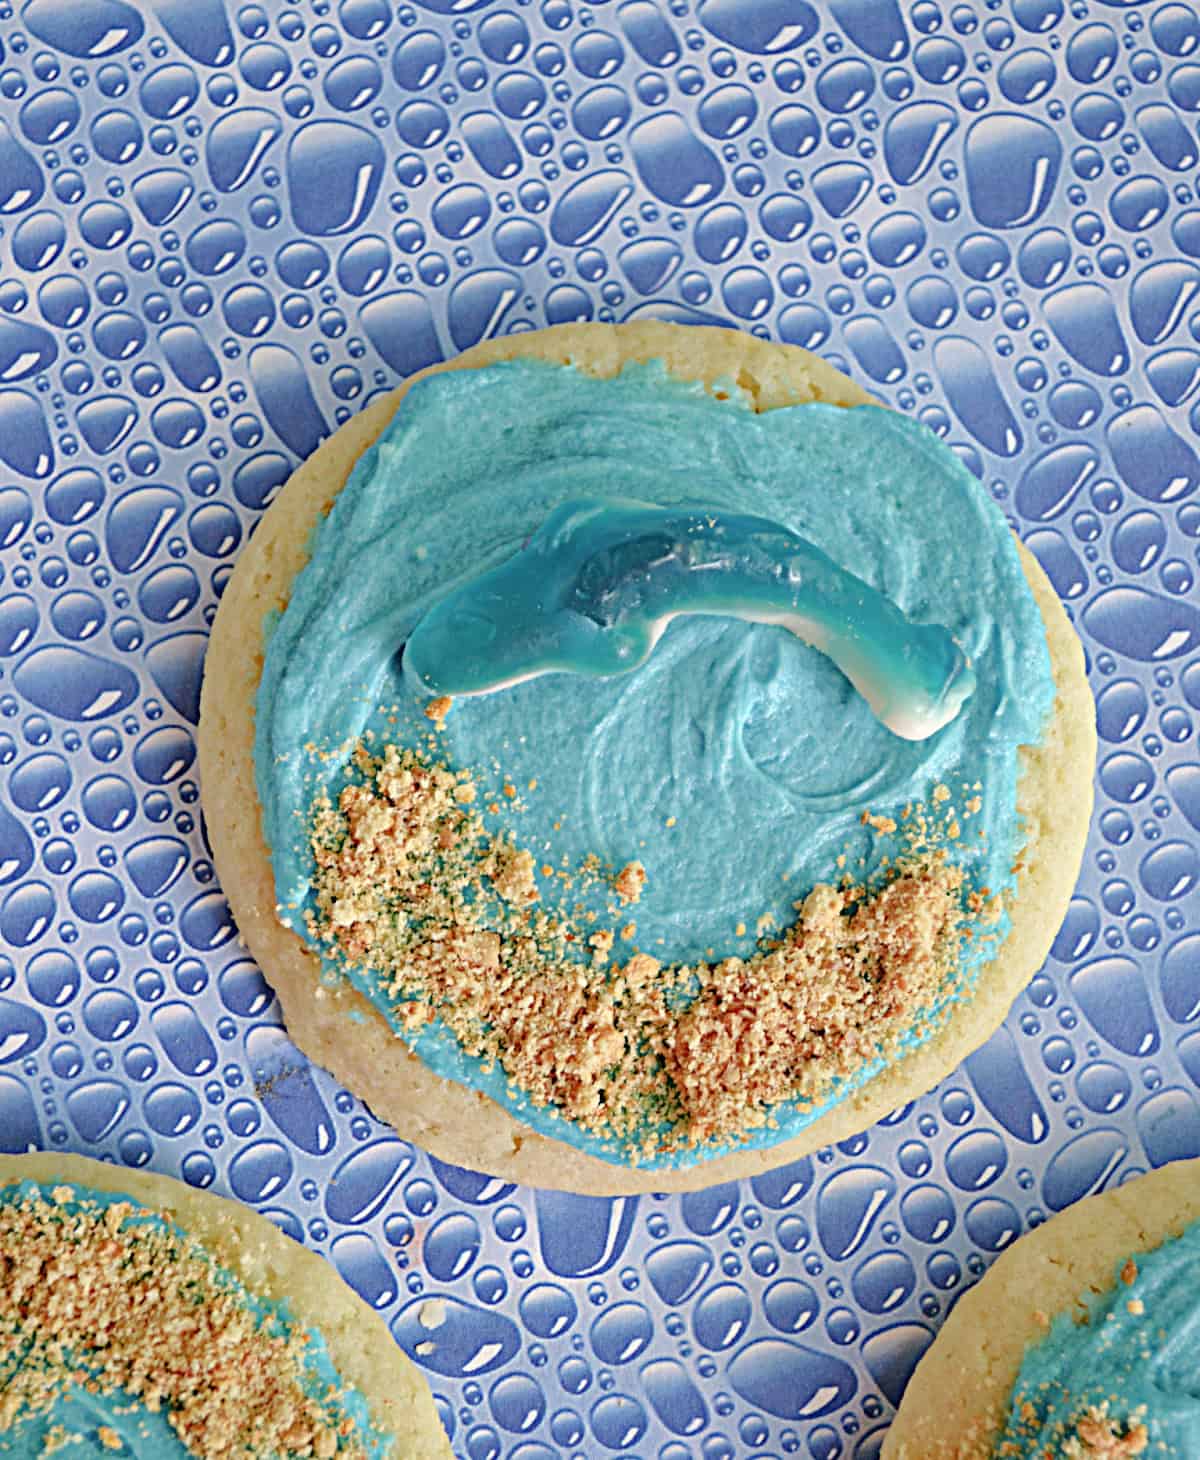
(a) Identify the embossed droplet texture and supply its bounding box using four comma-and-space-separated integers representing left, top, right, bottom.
1, 2, 1198, 1452
963, 114, 1062, 229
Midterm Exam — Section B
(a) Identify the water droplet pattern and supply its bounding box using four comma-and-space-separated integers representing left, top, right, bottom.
0, 0, 1197, 1452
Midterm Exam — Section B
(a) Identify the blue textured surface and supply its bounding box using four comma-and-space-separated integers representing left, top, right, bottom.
0, 1, 1197, 1456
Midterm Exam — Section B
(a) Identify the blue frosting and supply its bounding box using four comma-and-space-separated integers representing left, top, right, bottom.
255, 359, 1055, 1168
2, 1382, 189, 1460
0, 1179, 389, 1459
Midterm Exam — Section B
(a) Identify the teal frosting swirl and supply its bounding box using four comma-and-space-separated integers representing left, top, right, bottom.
996, 1212, 1200, 1455
0, 1179, 390, 1459
255, 359, 1054, 1168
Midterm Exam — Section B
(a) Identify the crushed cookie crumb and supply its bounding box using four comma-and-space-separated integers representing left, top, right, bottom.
1069, 1405, 1149, 1457
0, 1186, 369, 1457
1126, 1297, 1144, 1316
613, 861, 646, 907
305, 744, 982, 1158
588, 930, 615, 967
1121, 1258, 1138, 1286
489, 846, 539, 905
423, 695, 452, 725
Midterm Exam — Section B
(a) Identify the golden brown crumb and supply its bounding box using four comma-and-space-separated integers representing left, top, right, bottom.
861, 810, 897, 835
0, 1187, 366, 1457
1070, 1406, 1149, 1456
1121, 1258, 1138, 1286
1126, 1298, 1144, 1316
588, 930, 615, 967
305, 743, 978, 1157
423, 695, 452, 725
613, 861, 646, 906
489, 846, 539, 905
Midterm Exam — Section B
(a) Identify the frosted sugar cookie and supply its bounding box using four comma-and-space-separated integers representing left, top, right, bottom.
199, 322, 1095, 1194
0, 1153, 450, 1459
883, 1157, 1200, 1457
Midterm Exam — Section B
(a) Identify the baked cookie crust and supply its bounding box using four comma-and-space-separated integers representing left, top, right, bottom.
198, 321, 1095, 1195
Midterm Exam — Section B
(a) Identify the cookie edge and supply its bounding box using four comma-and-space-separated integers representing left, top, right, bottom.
881, 1155, 1200, 1458
197, 320, 1096, 1196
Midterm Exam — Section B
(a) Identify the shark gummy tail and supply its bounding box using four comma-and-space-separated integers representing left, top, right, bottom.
403, 497, 977, 741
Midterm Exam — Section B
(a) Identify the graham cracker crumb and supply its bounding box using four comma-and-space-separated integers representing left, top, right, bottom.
1120, 1258, 1138, 1285
423, 695, 452, 725
490, 846, 539, 905
1069, 1406, 1149, 1457
1126, 1297, 1144, 1316
304, 743, 980, 1158
613, 861, 646, 906
588, 930, 615, 967
97, 1429, 122, 1452
861, 810, 897, 835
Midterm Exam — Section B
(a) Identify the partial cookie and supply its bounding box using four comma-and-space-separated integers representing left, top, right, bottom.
0, 1152, 451, 1459
883, 1157, 1200, 1458
199, 320, 1095, 1194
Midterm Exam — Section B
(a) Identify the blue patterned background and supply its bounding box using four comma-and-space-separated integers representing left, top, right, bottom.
0, 0, 1199, 1455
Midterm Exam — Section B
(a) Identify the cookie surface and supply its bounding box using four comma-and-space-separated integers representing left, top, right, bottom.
198, 320, 1096, 1194
0, 1152, 451, 1460
882, 1156, 1200, 1458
